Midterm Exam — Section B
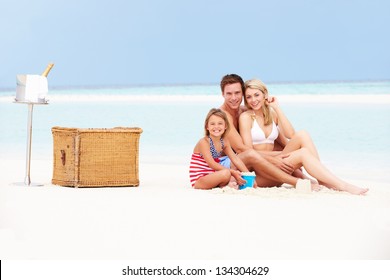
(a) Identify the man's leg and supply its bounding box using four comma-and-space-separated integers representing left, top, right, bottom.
237, 149, 299, 187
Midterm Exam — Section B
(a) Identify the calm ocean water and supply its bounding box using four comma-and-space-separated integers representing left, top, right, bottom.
1, 81, 390, 182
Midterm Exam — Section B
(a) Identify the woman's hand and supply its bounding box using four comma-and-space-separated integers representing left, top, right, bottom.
265, 96, 280, 110
266, 96, 295, 138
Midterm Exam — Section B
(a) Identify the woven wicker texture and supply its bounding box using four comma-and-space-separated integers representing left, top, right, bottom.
52, 127, 142, 187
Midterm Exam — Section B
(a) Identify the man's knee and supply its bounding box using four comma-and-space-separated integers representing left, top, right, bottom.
239, 149, 266, 165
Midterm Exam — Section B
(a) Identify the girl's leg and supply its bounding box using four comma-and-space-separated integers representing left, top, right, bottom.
193, 169, 231, 190
283, 130, 320, 160
285, 148, 368, 195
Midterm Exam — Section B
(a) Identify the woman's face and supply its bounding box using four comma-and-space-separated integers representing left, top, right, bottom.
245, 87, 265, 110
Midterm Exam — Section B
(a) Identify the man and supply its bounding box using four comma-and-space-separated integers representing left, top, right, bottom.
219, 74, 301, 187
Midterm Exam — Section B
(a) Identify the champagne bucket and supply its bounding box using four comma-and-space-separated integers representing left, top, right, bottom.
16, 74, 48, 103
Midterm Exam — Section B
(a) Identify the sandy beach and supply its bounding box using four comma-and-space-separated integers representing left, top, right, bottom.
1, 157, 389, 260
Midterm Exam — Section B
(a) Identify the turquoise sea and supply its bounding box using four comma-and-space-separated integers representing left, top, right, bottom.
1, 80, 390, 182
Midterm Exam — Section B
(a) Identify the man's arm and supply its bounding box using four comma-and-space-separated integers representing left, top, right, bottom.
224, 113, 251, 153
256, 151, 294, 174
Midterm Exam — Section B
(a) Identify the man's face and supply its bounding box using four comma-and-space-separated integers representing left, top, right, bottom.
222, 82, 243, 110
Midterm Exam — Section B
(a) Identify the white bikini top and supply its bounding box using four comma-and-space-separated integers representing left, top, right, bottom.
251, 120, 279, 145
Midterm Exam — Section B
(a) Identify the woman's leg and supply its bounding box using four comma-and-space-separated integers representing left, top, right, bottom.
292, 168, 318, 184
282, 130, 325, 184
193, 169, 231, 190
283, 130, 320, 160
285, 148, 368, 195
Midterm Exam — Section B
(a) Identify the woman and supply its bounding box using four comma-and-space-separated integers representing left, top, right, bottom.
239, 78, 368, 195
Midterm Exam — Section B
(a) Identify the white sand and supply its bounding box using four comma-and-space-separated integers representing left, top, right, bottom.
1, 158, 390, 260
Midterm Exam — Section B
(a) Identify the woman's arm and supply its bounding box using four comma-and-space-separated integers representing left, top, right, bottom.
268, 97, 295, 138
238, 112, 254, 147
275, 130, 289, 148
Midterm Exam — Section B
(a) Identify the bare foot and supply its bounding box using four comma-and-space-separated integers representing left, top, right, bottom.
340, 183, 369, 195
228, 181, 239, 190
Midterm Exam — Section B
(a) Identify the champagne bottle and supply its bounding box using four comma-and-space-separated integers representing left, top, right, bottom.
41, 63, 54, 77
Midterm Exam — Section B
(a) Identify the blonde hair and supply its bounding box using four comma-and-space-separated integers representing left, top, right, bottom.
204, 108, 230, 137
244, 79, 273, 125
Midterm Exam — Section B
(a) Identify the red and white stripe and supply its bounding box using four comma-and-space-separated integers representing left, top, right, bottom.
189, 153, 215, 187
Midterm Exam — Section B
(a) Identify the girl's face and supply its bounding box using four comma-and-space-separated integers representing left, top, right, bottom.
207, 115, 226, 138
245, 88, 265, 110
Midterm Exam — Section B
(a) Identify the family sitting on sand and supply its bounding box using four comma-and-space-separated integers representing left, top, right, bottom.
189, 74, 369, 195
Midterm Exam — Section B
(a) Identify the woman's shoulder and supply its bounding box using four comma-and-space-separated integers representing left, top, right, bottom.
239, 105, 248, 114
239, 110, 253, 120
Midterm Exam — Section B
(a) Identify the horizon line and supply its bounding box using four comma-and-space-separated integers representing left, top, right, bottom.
0, 78, 389, 92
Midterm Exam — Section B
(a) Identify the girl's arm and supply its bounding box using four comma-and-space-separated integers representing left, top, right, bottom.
199, 137, 247, 186
224, 141, 249, 173
197, 138, 226, 171
267, 96, 295, 139
223, 139, 254, 187
238, 112, 254, 147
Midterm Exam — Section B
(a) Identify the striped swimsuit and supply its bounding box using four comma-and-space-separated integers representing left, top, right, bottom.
189, 137, 228, 187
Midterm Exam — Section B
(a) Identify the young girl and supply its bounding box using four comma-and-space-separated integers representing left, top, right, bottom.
239, 78, 368, 195
189, 108, 252, 189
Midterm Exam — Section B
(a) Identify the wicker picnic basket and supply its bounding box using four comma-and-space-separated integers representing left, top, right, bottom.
51, 126, 142, 187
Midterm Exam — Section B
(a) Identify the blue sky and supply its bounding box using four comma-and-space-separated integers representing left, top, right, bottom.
1, 0, 389, 88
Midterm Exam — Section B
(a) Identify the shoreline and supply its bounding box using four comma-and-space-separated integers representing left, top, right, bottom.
1, 94, 390, 104
1, 79, 389, 93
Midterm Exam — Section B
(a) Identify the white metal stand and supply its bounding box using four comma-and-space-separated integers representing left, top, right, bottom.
13, 100, 48, 186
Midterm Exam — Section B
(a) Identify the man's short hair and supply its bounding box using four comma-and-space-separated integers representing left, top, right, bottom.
220, 74, 245, 93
